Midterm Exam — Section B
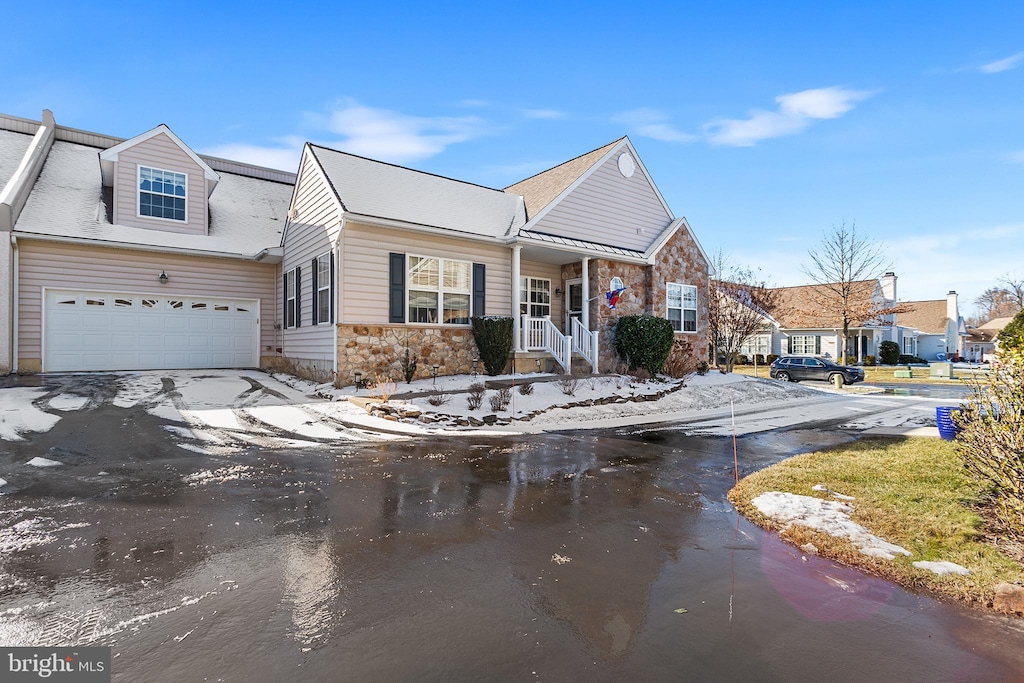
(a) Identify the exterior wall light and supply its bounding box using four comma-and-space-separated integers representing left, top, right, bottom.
158, 271, 169, 284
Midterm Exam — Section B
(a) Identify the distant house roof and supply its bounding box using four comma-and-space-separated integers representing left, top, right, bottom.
978, 316, 1016, 333
310, 144, 526, 239
898, 300, 949, 334
770, 280, 880, 328
504, 138, 623, 219
0, 129, 33, 189
14, 139, 292, 258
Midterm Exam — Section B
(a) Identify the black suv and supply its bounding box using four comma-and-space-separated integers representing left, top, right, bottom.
769, 356, 864, 384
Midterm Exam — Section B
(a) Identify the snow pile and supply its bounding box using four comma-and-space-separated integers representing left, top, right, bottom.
913, 560, 971, 576
751, 491, 912, 560
26, 457, 62, 468
47, 394, 89, 411
0, 388, 61, 441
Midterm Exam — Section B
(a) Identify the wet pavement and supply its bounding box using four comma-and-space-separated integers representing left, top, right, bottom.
2, 375, 1024, 681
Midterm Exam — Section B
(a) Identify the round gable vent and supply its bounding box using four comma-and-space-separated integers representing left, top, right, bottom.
617, 152, 636, 178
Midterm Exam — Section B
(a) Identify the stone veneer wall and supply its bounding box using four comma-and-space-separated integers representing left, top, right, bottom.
337, 324, 480, 384
561, 225, 709, 372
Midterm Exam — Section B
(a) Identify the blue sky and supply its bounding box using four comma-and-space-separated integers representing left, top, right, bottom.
3, 2, 1022, 315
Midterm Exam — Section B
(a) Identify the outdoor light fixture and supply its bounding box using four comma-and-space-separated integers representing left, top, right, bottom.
432, 363, 439, 385
158, 271, 169, 284
353, 370, 363, 389
472, 357, 479, 377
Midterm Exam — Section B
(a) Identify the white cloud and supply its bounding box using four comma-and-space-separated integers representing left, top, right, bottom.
521, 108, 565, 120
318, 100, 486, 163
201, 139, 304, 172
980, 51, 1024, 74
705, 87, 874, 147
611, 108, 698, 143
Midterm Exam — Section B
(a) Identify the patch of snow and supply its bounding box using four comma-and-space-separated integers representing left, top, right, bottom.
26, 457, 62, 468
0, 388, 61, 441
811, 484, 856, 501
246, 405, 358, 441
148, 400, 183, 422
0, 478, 6, 487
177, 443, 213, 455
913, 560, 971, 576
47, 394, 90, 411
752, 491, 912, 561
183, 465, 252, 486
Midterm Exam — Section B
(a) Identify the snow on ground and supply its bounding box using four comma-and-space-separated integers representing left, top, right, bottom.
751, 491, 912, 560
26, 457, 62, 468
913, 560, 971, 576
46, 394, 89, 411
0, 478, 7, 488
0, 388, 61, 441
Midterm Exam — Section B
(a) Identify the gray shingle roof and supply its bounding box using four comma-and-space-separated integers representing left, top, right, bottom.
0, 129, 33, 190
310, 144, 526, 238
14, 139, 291, 257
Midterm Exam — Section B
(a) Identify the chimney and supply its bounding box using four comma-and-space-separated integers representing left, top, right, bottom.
880, 272, 897, 303
947, 290, 958, 323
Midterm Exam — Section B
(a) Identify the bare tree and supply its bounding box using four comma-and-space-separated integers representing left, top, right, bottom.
709, 251, 782, 372
997, 273, 1024, 310
974, 286, 1019, 322
800, 222, 905, 361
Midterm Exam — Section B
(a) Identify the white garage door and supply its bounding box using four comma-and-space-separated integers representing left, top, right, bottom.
44, 289, 260, 371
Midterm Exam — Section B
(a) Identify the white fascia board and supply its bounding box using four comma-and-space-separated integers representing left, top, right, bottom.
517, 139, 628, 232
12, 231, 270, 261
342, 212, 507, 245
99, 124, 220, 193
512, 234, 649, 265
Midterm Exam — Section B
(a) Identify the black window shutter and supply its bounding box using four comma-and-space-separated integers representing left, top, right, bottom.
389, 253, 405, 323
329, 252, 336, 324
282, 271, 287, 328
815, 336, 821, 354
785, 337, 791, 354
472, 263, 486, 318
311, 258, 319, 324
295, 266, 302, 328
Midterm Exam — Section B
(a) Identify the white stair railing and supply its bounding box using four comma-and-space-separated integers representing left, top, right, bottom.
522, 317, 572, 372
571, 317, 600, 373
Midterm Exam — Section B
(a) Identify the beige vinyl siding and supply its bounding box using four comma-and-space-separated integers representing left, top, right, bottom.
341, 222, 511, 324
17, 240, 276, 361
530, 155, 672, 252
280, 152, 343, 364
521, 259, 564, 328
114, 132, 207, 234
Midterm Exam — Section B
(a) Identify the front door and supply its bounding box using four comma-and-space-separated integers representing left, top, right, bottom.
565, 279, 583, 331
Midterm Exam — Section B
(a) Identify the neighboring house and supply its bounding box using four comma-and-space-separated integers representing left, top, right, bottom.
965, 315, 1016, 362
760, 272, 902, 362
281, 137, 711, 382
1, 111, 711, 379
897, 291, 967, 361
0, 110, 293, 374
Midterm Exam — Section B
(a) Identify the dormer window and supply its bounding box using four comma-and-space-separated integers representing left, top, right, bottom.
139, 166, 187, 221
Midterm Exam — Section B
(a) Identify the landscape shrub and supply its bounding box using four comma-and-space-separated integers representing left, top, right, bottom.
401, 348, 418, 383
614, 315, 674, 375
470, 316, 514, 376
664, 338, 699, 379
898, 354, 925, 365
864, 355, 876, 366
517, 382, 534, 396
736, 354, 749, 366
766, 354, 779, 365
466, 382, 486, 410
754, 354, 766, 365
696, 361, 710, 376
955, 347, 1024, 533
489, 387, 512, 411
879, 340, 900, 365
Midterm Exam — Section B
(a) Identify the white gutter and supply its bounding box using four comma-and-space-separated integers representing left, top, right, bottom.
12, 232, 275, 262
11, 235, 18, 374
345, 212, 507, 245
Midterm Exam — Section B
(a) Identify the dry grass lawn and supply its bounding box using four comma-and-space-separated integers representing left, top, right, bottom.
729, 437, 1024, 610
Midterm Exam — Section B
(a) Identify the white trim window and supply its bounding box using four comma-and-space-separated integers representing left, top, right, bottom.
667, 283, 697, 332
902, 335, 915, 355
520, 277, 551, 317
139, 166, 187, 221
284, 268, 297, 329
740, 333, 771, 357
408, 255, 472, 325
316, 253, 331, 325
790, 334, 819, 355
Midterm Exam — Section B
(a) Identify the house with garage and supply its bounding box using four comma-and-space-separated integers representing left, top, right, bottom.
0, 110, 292, 374
280, 137, 711, 383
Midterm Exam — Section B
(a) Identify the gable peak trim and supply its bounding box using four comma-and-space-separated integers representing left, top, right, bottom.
99, 124, 220, 192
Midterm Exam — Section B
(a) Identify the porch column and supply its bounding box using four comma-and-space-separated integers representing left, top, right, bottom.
512, 245, 522, 352
857, 331, 864, 363
581, 257, 590, 329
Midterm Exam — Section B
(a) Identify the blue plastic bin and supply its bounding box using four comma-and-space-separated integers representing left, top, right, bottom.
936, 406, 962, 440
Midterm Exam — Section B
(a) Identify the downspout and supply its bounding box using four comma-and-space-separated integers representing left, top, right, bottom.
11, 235, 18, 374
512, 245, 522, 352
333, 240, 340, 377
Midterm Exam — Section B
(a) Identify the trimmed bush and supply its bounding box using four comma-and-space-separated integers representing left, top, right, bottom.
614, 315, 675, 375
736, 354, 749, 366
997, 309, 1024, 353
766, 354, 779, 365
879, 340, 900, 365
754, 354, 766, 365
471, 316, 514, 376
864, 355, 876, 366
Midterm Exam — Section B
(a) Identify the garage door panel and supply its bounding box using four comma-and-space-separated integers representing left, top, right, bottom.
45, 289, 259, 371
